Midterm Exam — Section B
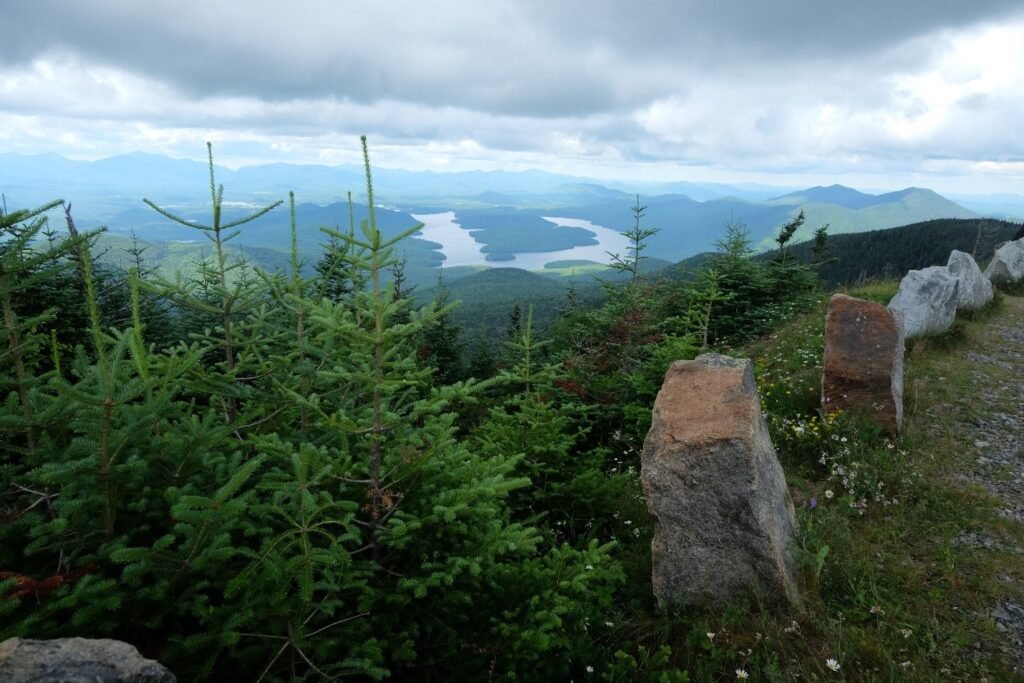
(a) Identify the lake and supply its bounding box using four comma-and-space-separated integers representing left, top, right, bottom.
411, 212, 629, 270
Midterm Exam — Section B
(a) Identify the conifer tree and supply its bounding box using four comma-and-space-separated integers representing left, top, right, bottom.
687, 266, 733, 349
143, 142, 283, 422
418, 274, 464, 385
774, 209, 805, 265
811, 223, 834, 267
0, 200, 90, 451
1, 139, 626, 682
506, 302, 523, 340
314, 192, 367, 305
232, 138, 622, 679
559, 271, 580, 318
607, 194, 660, 284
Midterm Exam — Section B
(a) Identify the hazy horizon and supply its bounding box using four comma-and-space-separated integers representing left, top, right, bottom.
5, 148, 1018, 202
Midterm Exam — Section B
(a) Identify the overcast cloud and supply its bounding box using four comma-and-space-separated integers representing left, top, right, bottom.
2, 0, 1024, 193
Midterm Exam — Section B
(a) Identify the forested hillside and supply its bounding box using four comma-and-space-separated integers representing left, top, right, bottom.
665, 217, 1022, 289
783, 217, 1020, 286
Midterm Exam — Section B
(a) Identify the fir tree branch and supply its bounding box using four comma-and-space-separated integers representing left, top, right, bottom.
220, 201, 284, 229
141, 199, 213, 231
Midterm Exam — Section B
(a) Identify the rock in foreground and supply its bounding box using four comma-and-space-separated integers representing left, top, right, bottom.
822, 294, 904, 433
640, 354, 800, 608
947, 250, 993, 311
985, 239, 1024, 284
888, 265, 960, 338
0, 638, 175, 683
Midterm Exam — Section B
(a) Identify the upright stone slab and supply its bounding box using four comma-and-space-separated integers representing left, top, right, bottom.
0, 638, 176, 682
888, 265, 959, 338
947, 250, 993, 310
822, 294, 904, 433
640, 353, 799, 608
985, 239, 1024, 284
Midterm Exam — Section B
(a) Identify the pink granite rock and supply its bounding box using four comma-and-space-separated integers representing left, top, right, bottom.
822, 294, 904, 433
640, 353, 800, 608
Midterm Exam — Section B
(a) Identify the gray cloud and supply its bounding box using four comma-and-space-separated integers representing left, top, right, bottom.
3, 0, 1022, 117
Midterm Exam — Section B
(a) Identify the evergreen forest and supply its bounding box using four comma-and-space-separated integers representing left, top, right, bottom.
2, 138, 1019, 680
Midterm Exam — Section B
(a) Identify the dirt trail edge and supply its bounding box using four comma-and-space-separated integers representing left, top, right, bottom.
940, 294, 1024, 676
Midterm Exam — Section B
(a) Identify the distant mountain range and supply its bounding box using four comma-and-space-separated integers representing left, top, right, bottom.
0, 151, 798, 210
545, 184, 977, 261
3, 152, 1017, 284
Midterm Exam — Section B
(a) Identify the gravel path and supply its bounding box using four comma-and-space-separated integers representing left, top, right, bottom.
953, 295, 1024, 676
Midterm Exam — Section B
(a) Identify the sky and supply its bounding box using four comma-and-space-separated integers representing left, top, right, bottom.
3, 0, 1024, 195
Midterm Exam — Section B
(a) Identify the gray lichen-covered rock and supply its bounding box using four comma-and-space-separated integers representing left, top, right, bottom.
984, 239, 1024, 284
822, 294, 904, 433
0, 638, 175, 683
888, 266, 960, 338
640, 353, 800, 608
947, 250, 993, 311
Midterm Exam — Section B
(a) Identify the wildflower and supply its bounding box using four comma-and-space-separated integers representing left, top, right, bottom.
825, 489, 834, 499
809, 497, 818, 509
707, 632, 715, 641
825, 658, 841, 672
586, 665, 595, 673
605, 621, 614, 627
736, 669, 749, 680
900, 627, 913, 639
585, 565, 594, 570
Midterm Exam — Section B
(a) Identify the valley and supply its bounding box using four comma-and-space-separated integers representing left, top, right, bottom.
4, 152, 1015, 291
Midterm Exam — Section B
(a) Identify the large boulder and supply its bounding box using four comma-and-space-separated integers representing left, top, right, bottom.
0, 638, 175, 683
984, 239, 1024, 284
947, 250, 993, 311
640, 353, 800, 608
821, 294, 904, 433
888, 266, 960, 338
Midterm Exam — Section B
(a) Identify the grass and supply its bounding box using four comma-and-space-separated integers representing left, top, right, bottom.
540, 260, 614, 277
613, 284, 1024, 680
838, 280, 899, 306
